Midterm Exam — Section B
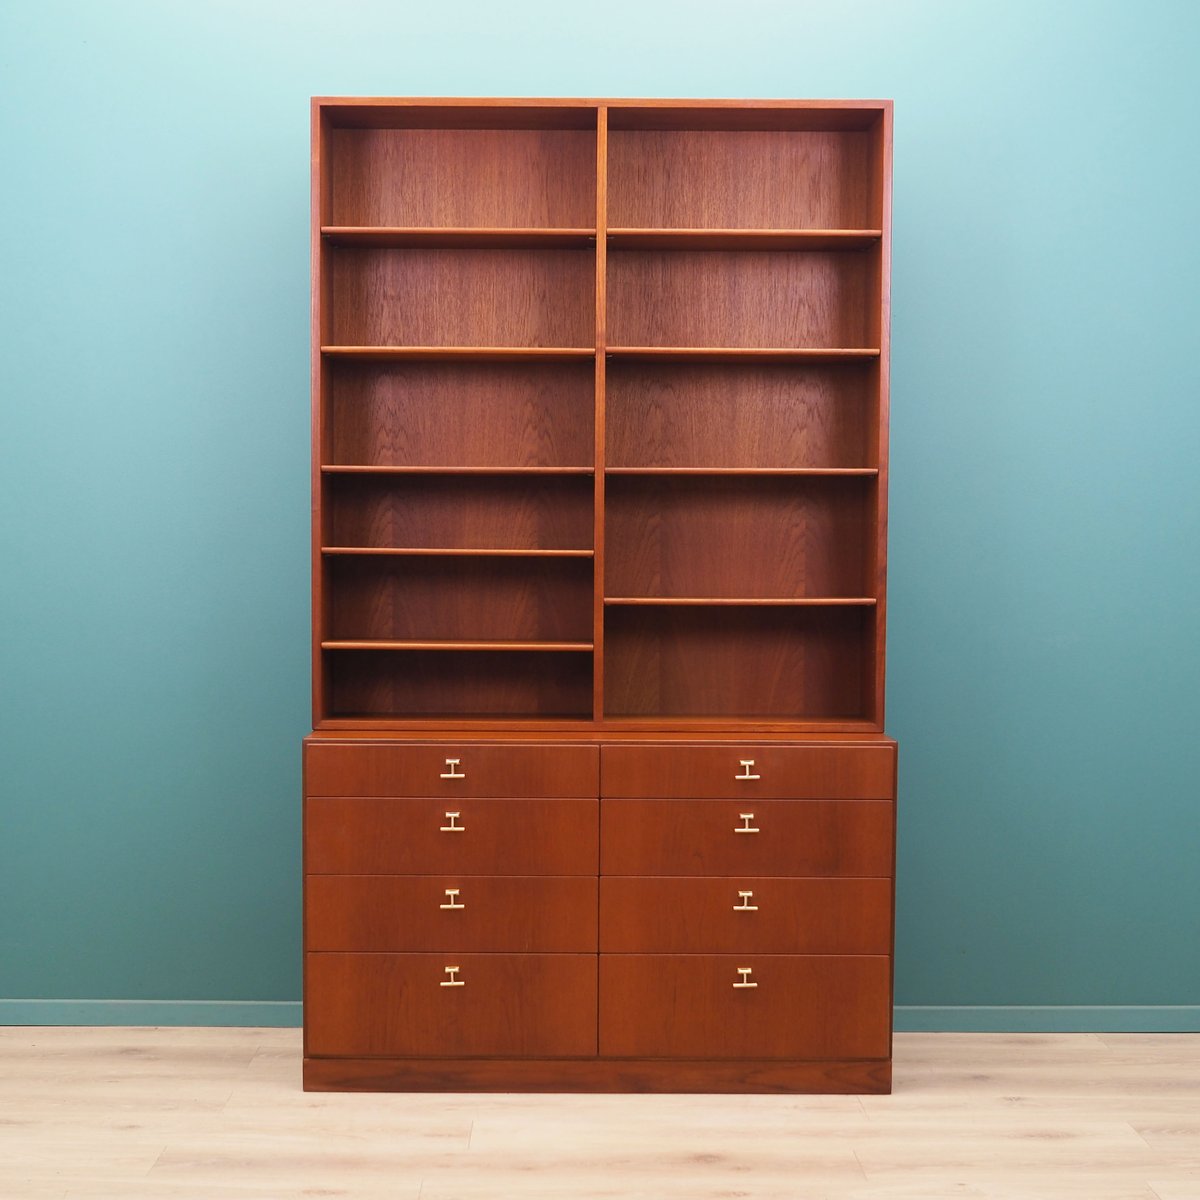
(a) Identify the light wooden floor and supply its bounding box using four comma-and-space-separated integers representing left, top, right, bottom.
1, 1029, 1198, 1199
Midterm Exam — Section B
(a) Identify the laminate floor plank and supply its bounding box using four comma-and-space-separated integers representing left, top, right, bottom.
0, 1029, 1197, 1200
1150, 1181, 1200, 1200
0, 1187, 67, 1200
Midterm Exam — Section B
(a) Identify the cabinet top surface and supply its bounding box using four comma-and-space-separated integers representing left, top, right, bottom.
313, 97, 892, 131
312, 97, 892, 107
303, 730, 897, 747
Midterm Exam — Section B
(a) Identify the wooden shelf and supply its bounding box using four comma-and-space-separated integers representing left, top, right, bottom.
322, 346, 595, 362
321, 465, 594, 476
323, 226, 595, 248
605, 467, 877, 477
607, 228, 880, 250
321, 640, 594, 653
322, 547, 593, 558
605, 347, 879, 363
604, 597, 877, 607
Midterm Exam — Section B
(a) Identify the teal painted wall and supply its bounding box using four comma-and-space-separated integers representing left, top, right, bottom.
1, 0, 1197, 1027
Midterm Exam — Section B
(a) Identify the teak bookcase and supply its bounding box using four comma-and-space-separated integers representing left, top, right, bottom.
305, 97, 896, 1093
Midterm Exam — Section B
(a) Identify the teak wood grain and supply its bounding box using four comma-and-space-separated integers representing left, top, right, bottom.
305, 796, 599, 875
604, 474, 874, 599
603, 605, 873, 719
327, 359, 594, 468
600, 742, 895, 797
598, 954, 891, 1060
306, 952, 598, 1058
326, 473, 594, 552
305, 741, 599, 797
303, 1053, 890, 1093
605, 359, 874, 470
328, 127, 596, 228
329, 248, 594, 348
319, 99, 599, 130
606, 250, 873, 350
325, 647, 593, 720
600, 799, 894, 876
327, 554, 592, 642
307, 875, 598, 952
607, 129, 875, 230
599, 876, 892, 954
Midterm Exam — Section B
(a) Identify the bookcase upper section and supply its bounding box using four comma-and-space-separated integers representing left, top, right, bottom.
311, 98, 892, 732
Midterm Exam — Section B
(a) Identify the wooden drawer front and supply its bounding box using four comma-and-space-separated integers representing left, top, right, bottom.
601, 744, 894, 800
601, 799, 893, 876
599, 878, 891, 954
308, 876, 598, 952
307, 953, 598, 1058
306, 742, 599, 798
599, 955, 890, 1060
306, 797, 598, 875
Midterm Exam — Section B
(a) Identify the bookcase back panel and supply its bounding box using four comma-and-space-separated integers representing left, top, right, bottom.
328, 360, 594, 468
329, 248, 594, 347
328, 557, 593, 642
605, 105, 881, 132
607, 251, 872, 349
328, 128, 596, 228
323, 104, 597, 130
326, 475, 594, 552
604, 606, 872, 719
327, 649, 593, 719
608, 131, 874, 230
606, 361, 874, 469
605, 476, 874, 599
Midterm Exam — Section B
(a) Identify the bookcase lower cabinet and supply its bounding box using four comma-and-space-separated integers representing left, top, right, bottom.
303, 737, 896, 1093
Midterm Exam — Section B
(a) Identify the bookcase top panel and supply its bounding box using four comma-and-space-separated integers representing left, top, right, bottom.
315, 98, 890, 132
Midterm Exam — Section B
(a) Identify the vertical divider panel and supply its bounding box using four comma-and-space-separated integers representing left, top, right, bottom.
593, 106, 608, 722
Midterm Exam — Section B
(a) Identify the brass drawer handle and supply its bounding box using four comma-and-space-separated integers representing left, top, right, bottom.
441, 966, 464, 987
439, 757, 466, 780
439, 888, 464, 910
733, 967, 758, 989
736, 759, 761, 781
734, 890, 758, 911
734, 813, 760, 834
439, 811, 465, 833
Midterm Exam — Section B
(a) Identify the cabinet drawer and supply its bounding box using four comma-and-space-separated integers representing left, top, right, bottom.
601, 799, 893, 876
306, 952, 598, 1058
306, 796, 598, 875
306, 742, 599, 798
600, 877, 891, 954
599, 955, 890, 1060
601, 744, 894, 799
308, 876, 598, 952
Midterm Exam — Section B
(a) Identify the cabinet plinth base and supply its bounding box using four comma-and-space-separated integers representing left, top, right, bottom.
303, 1056, 892, 1094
